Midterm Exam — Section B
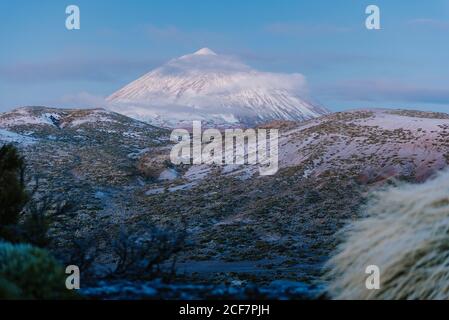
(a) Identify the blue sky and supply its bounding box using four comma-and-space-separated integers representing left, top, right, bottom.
1, 0, 449, 112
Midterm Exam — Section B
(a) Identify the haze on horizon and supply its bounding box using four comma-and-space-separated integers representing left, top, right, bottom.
1, 0, 449, 114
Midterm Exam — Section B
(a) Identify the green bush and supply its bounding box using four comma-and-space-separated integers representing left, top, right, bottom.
0, 242, 75, 299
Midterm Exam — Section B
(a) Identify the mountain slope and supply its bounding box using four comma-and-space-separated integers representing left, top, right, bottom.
0, 106, 169, 186
107, 48, 328, 127
3, 106, 449, 289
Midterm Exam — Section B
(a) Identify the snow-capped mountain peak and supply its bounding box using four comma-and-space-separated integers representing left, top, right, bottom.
193, 48, 217, 56
107, 48, 328, 127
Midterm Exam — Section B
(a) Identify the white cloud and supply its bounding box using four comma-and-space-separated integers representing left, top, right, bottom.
57, 92, 107, 109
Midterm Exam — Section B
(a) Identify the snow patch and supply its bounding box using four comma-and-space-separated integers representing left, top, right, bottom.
158, 168, 179, 181
145, 188, 165, 196
0, 129, 38, 145
68, 112, 116, 127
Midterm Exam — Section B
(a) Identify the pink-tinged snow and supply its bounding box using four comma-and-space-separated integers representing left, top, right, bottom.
352, 109, 449, 131
173, 109, 449, 183
278, 109, 449, 181
158, 168, 179, 181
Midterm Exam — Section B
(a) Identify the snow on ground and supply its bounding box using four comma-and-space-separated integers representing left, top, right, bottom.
0, 112, 58, 128
158, 168, 179, 181
184, 165, 212, 181
172, 109, 449, 184
127, 148, 151, 160
67, 111, 117, 127
145, 187, 165, 196
275, 109, 449, 179
0, 129, 37, 145
107, 48, 328, 128
0, 108, 119, 128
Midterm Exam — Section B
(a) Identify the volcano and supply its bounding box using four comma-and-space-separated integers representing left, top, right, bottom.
107, 48, 328, 127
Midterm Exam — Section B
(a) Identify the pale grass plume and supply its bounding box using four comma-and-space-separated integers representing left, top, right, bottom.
325, 170, 449, 300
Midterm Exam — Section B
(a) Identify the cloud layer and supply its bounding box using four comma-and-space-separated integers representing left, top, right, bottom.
322, 80, 449, 105
0, 57, 162, 84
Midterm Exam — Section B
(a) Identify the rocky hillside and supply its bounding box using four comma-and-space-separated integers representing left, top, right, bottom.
0, 106, 170, 239
136, 108, 449, 285
0, 107, 169, 186
2, 106, 449, 289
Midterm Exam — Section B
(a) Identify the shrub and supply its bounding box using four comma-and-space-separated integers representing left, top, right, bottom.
0, 241, 75, 299
111, 223, 187, 279
20, 197, 74, 248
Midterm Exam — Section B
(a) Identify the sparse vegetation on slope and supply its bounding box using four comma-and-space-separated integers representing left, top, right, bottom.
2, 107, 449, 294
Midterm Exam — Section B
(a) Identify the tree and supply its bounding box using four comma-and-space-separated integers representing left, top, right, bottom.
0, 144, 28, 241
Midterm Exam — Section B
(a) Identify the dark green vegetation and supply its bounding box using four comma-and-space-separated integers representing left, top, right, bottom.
0, 242, 75, 299
0, 144, 28, 241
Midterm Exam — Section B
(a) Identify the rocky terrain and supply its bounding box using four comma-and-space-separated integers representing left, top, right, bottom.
2, 106, 449, 296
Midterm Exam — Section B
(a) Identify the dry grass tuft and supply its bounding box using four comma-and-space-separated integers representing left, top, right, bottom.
326, 170, 449, 299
